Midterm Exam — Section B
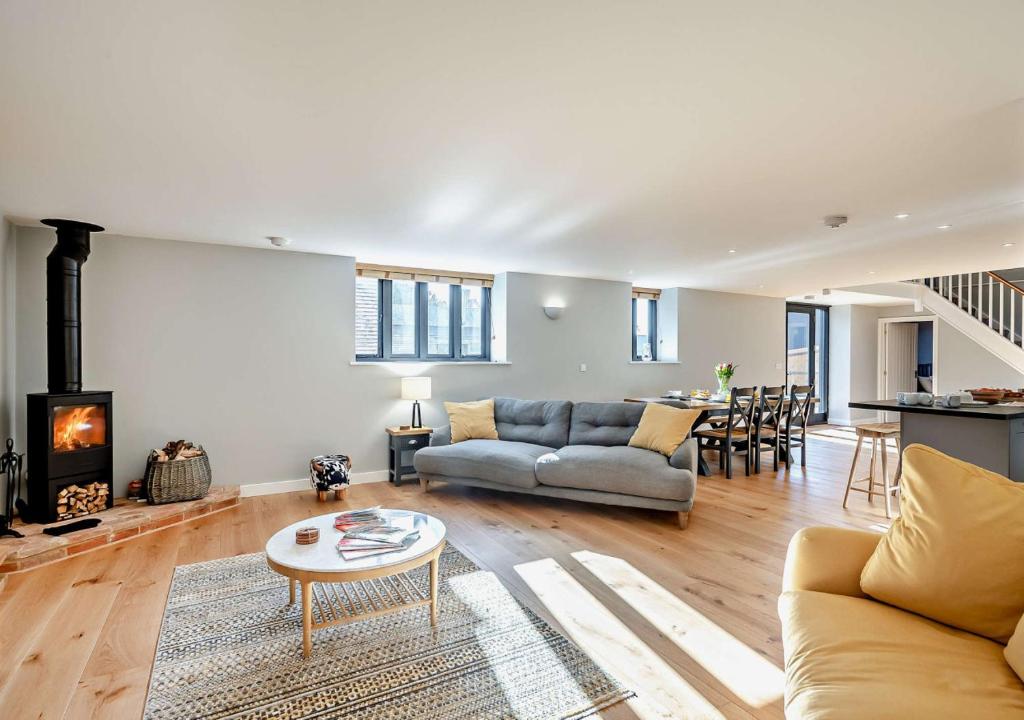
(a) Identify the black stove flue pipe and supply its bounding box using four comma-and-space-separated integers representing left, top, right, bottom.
40, 219, 105, 393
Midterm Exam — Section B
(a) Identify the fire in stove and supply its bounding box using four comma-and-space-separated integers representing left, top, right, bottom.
52, 404, 107, 453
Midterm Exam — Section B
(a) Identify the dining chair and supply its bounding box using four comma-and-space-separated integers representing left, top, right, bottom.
753, 385, 787, 472
781, 384, 814, 467
695, 387, 756, 479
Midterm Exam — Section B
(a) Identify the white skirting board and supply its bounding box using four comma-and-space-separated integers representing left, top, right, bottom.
240, 470, 390, 497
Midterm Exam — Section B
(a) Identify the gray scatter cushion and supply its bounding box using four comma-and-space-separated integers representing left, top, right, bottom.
568, 402, 646, 447
430, 425, 452, 447
413, 439, 550, 489
535, 445, 695, 501
493, 397, 572, 449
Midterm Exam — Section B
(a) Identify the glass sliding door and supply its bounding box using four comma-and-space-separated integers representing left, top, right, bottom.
786, 303, 828, 424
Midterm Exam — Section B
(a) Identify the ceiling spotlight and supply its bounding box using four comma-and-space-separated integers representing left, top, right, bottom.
822, 288, 832, 296
868, 270, 877, 275
728, 249, 737, 254
267, 236, 291, 247
824, 215, 848, 229
895, 213, 910, 219
937, 224, 952, 230
1003, 242, 1016, 248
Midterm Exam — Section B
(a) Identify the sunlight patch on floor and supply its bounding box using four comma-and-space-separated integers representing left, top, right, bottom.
446, 570, 593, 716
572, 550, 784, 710
515, 557, 724, 720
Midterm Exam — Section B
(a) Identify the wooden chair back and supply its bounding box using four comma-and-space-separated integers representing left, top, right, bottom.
787, 384, 814, 428
757, 385, 787, 430
727, 387, 758, 434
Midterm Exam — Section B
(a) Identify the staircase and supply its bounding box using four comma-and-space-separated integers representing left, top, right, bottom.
912, 271, 1024, 375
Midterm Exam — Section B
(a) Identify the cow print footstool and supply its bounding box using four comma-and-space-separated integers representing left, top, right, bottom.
310, 454, 351, 501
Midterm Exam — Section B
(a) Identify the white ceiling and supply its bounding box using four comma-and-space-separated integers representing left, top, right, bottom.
2, 1, 1023, 297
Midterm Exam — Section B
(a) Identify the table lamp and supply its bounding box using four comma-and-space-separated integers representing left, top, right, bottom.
401, 377, 431, 429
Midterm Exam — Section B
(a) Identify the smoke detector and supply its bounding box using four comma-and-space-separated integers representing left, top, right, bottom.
824, 215, 848, 229
267, 236, 291, 247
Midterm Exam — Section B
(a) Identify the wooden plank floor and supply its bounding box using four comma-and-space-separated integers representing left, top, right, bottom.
0, 428, 896, 720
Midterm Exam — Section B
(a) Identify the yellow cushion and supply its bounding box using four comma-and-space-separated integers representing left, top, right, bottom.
627, 403, 702, 457
860, 444, 1024, 643
1007, 614, 1024, 682
779, 590, 1024, 720
444, 399, 499, 443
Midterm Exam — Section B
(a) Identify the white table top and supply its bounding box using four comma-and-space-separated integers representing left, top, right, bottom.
265, 509, 446, 574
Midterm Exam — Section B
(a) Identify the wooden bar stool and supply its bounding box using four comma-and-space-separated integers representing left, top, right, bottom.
842, 422, 902, 518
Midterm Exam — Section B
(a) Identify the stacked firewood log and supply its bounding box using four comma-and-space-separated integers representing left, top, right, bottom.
150, 440, 205, 463
56, 482, 109, 519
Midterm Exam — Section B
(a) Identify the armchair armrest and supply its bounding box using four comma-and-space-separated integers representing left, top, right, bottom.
669, 437, 698, 473
430, 425, 452, 447
782, 526, 882, 598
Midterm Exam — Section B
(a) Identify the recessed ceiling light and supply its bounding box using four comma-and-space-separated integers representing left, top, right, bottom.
1003, 242, 1015, 248
267, 236, 291, 247
895, 213, 910, 219
868, 270, 877, 275
937, 224, 952, 230
728, 249, 737, 254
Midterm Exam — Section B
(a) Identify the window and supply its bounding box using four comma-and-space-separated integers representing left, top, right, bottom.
632, 297, 658, 361
355, 272, 491, 361
785, 302, 828, 423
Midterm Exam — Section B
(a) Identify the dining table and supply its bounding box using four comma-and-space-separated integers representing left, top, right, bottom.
625, 393, 818, 475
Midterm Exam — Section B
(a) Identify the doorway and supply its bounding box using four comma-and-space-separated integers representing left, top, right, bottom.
786, 303, 828, 424
877, 316, 938, 421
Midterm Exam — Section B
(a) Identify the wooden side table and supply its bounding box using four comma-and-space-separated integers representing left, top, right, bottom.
386, 426, 432, 486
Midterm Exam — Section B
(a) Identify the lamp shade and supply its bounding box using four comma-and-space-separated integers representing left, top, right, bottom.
401, 376, 432, 401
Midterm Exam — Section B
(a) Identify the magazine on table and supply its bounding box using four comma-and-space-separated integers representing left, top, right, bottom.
337, 531, 421, 561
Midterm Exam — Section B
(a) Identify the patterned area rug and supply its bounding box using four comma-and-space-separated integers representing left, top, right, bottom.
144, 546, 632, 719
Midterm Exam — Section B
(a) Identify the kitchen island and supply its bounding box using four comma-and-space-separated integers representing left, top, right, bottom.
848, 399, 1024, 482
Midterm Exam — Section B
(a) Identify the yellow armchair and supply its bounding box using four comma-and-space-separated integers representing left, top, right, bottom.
778, 526, 1024, 719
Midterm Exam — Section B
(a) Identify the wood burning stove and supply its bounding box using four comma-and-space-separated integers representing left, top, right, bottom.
27, 392, 113, 522
25, 219, 114, 524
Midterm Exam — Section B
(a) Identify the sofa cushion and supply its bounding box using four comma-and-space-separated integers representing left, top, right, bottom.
1007, 614, 1024, 682
534, 445, 694, 501
494, 397, 572, 448
568, 402, 646, 446
779, 590, 1024, 720
628, 403, 702, 456
445, 399, 499, 443
860, 444, 1024, 643
412, 439, 547, 489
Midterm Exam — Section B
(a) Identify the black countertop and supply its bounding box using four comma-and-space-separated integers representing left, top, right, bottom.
849, 399, 1024, 420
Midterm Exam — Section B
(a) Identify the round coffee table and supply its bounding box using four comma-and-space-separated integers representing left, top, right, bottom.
266, 509, 446, 657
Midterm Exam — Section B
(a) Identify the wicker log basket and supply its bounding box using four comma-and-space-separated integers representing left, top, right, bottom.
145, 445, 212, 504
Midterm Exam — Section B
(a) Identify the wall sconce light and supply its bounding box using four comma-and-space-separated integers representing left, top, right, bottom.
543, 306, 564, 320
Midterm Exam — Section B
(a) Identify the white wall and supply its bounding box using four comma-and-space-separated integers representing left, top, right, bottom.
13, 226, 786, 495
830, 302, 1024, 425
675, 288, 786, 391
874, 305, 1024, 393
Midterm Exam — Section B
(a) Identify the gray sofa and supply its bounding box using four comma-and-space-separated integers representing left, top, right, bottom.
413, 397, 698, 528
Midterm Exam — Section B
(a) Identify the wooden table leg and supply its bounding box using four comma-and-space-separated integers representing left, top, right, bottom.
289, 578, 296, 605
429, 554, 439, 627
301, 581, 313, 658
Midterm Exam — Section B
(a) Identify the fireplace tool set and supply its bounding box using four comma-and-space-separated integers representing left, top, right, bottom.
1, 438, 25, 538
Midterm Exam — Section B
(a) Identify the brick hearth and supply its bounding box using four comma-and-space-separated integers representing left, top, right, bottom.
0, 486, 240, 578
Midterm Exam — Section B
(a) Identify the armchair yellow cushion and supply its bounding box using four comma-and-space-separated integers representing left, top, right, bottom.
628, 403, 702, 457
444, 398, 499, 443
860, 444, 1024, 643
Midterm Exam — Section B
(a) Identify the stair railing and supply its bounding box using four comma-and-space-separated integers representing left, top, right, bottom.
916, 272, 1022, 348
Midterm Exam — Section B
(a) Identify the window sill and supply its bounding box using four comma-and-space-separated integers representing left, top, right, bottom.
350, 360, 511, 366
628, 360, 681, 364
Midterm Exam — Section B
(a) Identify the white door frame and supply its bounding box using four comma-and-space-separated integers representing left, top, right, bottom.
877, 315, 939, 399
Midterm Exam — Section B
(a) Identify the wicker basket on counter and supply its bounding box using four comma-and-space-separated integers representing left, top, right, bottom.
144, 447, 212, 504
